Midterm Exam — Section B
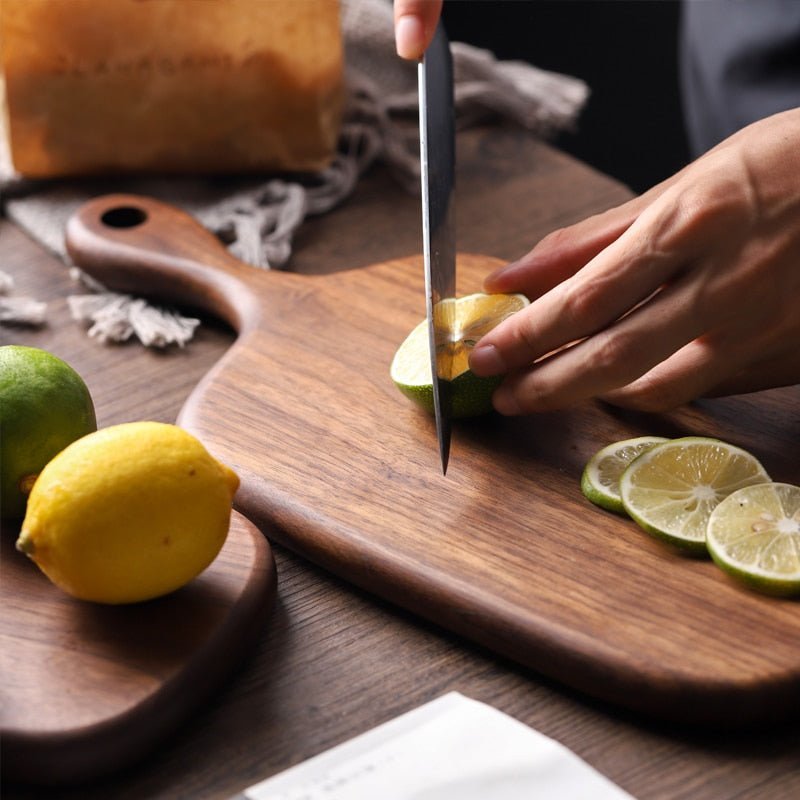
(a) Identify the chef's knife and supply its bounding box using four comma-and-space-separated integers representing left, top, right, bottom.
418, 21, 456, 474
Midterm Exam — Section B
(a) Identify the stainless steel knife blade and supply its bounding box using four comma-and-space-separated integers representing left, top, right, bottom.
418, 21, 456, 474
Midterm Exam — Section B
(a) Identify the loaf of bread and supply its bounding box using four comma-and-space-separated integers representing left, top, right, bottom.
0, 0, 344, 178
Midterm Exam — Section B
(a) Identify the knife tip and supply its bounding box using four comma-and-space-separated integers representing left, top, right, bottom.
440, 444, 450, 476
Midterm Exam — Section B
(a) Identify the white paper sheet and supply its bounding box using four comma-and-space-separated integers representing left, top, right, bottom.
236, 693, 636, 800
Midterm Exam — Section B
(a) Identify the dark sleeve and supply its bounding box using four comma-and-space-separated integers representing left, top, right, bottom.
679, 0, 800, 156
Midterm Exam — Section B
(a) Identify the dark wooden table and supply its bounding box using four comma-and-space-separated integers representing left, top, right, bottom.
2, 128, 799, 800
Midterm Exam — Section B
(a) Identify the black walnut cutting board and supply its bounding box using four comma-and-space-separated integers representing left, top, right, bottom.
65, 194, 800, 727
0, 511, 275, 785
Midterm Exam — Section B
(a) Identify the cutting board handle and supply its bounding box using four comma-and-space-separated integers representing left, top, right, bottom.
65, 193, 261, 332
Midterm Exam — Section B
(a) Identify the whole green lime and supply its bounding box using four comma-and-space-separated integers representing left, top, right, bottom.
1, 346, 97, 519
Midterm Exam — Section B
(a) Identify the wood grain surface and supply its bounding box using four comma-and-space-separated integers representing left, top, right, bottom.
0, 510, 276, 786
2, 130, 799, 800
61, 192, 800, 728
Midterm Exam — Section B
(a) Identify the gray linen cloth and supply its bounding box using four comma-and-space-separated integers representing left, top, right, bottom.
0, 0, 588, 347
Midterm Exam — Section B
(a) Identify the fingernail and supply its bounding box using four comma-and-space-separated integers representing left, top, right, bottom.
469, 343, 505, 376
395, 15, 424, 59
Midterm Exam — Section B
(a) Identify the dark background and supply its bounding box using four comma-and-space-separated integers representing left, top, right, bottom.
442, 0, 691, 193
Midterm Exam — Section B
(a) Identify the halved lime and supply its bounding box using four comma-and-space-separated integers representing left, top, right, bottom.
706, 482, 800, 596
581, 436, 670, 514
619, 437, 771, 553
390, 292, 529, 418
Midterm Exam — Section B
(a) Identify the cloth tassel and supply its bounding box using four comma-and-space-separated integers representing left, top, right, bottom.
0, 270, 47, 327
67, 269, 200, 348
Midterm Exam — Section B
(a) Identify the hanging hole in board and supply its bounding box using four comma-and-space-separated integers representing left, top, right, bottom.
101, 206, 148, 229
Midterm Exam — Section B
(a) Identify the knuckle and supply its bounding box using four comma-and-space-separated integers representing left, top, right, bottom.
502, 373, 552, 414
501, 308, 538, 359
610, 369, 690, 412
671, 160, 756, 241
586, 328, 633, 377
537, 225, 571, 251
559, 278, 608, 332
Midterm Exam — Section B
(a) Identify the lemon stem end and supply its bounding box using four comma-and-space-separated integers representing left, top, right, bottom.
16, 530, 35, 558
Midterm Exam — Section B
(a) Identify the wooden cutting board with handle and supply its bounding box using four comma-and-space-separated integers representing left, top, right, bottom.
65, 194, 800, 727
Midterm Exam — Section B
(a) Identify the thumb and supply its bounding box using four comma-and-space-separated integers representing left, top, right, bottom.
394, 0, 443, 59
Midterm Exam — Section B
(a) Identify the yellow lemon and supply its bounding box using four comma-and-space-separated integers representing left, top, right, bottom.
16, 421, 239, 604
391, 292, 529, 418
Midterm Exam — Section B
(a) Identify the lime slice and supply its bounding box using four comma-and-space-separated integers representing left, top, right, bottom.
619, 437, 771, 553
581, 436, 670, 514
390, 292, 529, 418
706, 482, 800, 596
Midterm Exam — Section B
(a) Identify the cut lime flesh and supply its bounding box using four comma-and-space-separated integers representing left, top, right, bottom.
706, 482, 800, 596
391, 292, 528, 418
619, 437, 771, 553
581, 436, 670, 514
